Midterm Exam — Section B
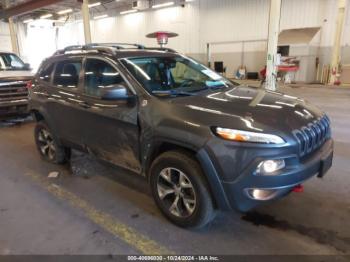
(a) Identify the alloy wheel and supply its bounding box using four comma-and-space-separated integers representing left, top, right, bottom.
157, 167, 197, 218
37, 129, 56, 160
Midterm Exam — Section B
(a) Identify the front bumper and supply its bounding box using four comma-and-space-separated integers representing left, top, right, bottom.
0, 100, 29, 119
202, 138, 334, 212
0, 77, 31, 119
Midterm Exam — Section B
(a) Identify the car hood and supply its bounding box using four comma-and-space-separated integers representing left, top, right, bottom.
169, 85, 324, 135
0, 70, 34, 80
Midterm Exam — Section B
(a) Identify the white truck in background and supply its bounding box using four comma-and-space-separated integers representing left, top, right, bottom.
0, 51, 33, 119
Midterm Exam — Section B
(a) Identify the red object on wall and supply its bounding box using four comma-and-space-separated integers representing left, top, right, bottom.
278, 66, 299, 72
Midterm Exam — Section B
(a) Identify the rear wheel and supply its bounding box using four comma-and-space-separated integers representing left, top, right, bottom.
150, 150, 215, 228
34, 121, 70, 164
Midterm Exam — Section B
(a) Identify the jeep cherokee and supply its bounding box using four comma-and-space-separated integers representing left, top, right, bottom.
29, 44, 333, 228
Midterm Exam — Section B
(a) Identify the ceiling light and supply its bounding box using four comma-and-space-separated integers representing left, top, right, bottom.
88, 2, 101, 8
23, 19, 34, 23
58, 17, 68, 22
152, 1, 174, 9
120, 9, 138, 15
94, 14, 108, 19
40, 14, 53, 19
57, 8, 73, 15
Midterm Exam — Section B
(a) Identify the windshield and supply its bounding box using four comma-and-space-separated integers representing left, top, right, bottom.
121, 55, 236, 96
0, 53, 27, 71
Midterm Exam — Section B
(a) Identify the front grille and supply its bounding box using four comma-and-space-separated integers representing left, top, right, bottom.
292, 115, 331, 157
0, 80, 29, 106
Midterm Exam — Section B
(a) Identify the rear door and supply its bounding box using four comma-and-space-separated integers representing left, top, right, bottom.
78, 57, 141, 173
44, 58, 85, 146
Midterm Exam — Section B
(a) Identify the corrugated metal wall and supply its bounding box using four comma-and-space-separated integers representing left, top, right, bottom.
280, 0, 326, 30
89, 5, 199, 53
1, 0, 347, 80
54, 0, 343, 54
199, 0, 269, 46
341, 0, 350, 46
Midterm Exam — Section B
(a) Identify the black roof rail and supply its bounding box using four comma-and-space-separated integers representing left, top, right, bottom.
54, 44, 116, 56
64, 45, 84, 51
53, 43, 177, 56
87, 43, 145, 49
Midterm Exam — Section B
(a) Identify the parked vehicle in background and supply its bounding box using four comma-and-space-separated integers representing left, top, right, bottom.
0, 51, 33, 119
28, 44, 333, 228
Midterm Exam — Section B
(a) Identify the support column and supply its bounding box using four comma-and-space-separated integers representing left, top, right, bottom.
8, 17, 19, 54
206, 43, 211, 68
329, 0, 346, 85
5, 0, 19, 54
82, 0, 92, 44
265, 0, 282, 91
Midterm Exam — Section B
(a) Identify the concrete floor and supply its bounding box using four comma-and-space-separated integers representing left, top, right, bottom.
0, 86, 349, 256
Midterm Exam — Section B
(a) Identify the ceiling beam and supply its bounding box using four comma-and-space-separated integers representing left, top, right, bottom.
0, 0, 65, 20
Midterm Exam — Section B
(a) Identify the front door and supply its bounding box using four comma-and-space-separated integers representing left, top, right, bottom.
78, 57, 141, 173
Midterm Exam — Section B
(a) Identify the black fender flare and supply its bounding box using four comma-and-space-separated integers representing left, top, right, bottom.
30, 107, 54, 128
143, 138, 231, 211
196, 148, 231, 210
30, 107, 63, 146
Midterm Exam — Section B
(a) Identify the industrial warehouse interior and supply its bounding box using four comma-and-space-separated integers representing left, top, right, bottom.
0, 0, 349, 261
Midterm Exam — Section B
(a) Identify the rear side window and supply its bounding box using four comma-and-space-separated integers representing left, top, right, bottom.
39, 63, 55, 82
53, 60, 82, 89
84, 58, 125, 97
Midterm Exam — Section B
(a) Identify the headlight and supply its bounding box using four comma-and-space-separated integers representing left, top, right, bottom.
214, 127, 285, 144
256, 159, 285, 174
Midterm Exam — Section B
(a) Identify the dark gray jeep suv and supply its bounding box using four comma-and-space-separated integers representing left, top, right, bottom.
29, 44, 333, 228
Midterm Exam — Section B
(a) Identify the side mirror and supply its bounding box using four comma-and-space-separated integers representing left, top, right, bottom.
24, 63, 31, 70
100, 84, 131, 101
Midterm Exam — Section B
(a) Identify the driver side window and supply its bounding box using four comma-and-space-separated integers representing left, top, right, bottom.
84, 59, 125, 97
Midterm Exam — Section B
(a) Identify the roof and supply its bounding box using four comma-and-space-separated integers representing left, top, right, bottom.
53, 50, 179, 61
108, 49, 179, 59
51, 44, 178, 60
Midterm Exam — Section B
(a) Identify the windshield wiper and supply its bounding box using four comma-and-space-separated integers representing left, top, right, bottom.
191, 85, 227, 93
152, 90, 195, 97
209, 85, 226, 89
206, 82, 228, 89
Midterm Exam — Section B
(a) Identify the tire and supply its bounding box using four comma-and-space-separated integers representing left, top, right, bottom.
34, 121, 70, 164
149, 150, 215, 228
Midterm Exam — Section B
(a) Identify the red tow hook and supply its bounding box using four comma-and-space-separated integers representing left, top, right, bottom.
293, 184, 304, 193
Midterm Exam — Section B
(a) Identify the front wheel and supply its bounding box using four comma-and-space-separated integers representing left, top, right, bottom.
34, 121, 70, 164
149, 151, 215, 228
